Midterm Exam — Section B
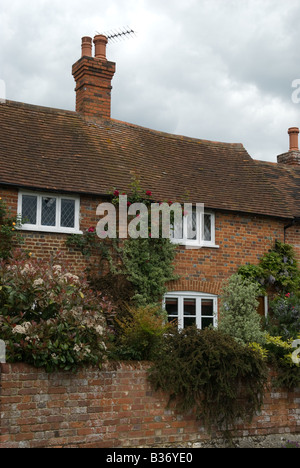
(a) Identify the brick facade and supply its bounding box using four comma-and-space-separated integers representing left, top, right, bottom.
171, 212, 288, 295
2, 185, 298, 301
2, 184, 299, 311
0, 362, 299, 448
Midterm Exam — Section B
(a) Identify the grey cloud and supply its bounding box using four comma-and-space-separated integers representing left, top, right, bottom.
1, 0, 299, 162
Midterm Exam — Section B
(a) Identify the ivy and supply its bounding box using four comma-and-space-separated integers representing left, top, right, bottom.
0, 197, 23, 260
66, 178, 179, 308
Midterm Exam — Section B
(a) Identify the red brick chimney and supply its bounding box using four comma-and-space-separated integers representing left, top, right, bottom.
72, 35, 116, 119
277, 127, 300, 165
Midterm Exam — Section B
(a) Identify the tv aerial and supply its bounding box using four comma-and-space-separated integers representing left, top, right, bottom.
96, 27, 136, 43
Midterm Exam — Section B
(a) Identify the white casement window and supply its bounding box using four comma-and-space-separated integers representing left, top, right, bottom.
170, 208, 218, 248
164, 291, 218, 330
18, 191, 82, 234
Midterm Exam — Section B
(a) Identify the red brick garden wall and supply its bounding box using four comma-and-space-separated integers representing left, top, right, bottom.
0, 362, 299, 448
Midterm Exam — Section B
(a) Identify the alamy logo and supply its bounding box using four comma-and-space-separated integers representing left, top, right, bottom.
96, 195, 205, 248
0, 340, 6, 364
292, 339, 300, 365
291, 79, 300, 104
0, 79, 6, 104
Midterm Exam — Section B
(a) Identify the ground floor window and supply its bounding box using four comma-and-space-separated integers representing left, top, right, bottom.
164, 291, 218, 330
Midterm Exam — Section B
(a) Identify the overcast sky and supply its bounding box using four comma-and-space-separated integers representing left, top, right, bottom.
1, 0, 300, 162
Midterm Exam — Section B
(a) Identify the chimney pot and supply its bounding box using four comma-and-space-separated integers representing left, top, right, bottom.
94, 34, 108, 60
288, 127, 299, 151
72, 34, 115, 119
81, 36, 92, 57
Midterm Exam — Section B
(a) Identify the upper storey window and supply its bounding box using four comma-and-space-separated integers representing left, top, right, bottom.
18, 192, 81, 234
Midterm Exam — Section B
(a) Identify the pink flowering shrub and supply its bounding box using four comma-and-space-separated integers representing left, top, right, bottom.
0, 251, 113, 372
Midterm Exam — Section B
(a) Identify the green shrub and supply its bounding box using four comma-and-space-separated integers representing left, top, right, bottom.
148, 327, 268, 432
218, 274, 266, 345
238, 241, 300, 295
264, 334, 300, 389
0, 252, 112, 372
0, 197, 23, 260
110, 237, 178, 307
267, 293, 300, 340
109, 304, 174, 361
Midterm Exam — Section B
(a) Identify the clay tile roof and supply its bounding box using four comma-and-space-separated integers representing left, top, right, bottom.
255, 160, 300, 218
0, 100, 294, 219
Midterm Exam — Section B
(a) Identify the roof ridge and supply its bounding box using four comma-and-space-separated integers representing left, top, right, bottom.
2, 99, 78, 118
3, 99, 246, 149
88, 116, 246, 149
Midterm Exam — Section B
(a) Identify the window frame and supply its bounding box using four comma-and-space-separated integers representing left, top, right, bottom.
18, 191, 82, 234
164, 291, 218, 331
170, 209, 218, 248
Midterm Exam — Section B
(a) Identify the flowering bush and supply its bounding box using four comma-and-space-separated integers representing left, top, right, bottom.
0, 251, 113, 372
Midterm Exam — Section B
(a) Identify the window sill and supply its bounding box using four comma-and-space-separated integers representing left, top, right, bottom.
183, 244, 220, 250
18, 226, 83, 235
172, 241, 220, 249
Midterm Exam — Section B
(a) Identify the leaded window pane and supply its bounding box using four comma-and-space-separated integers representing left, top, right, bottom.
204, 214, 212, 241
22, 195, 37, 225
186, 210, 197, 240
41, 197, 56, 226
61, 199, 75, 228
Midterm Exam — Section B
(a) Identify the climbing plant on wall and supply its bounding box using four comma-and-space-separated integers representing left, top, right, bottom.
0, 197, 23, 260
66, 178, 179, 308
238, 240, 300, 295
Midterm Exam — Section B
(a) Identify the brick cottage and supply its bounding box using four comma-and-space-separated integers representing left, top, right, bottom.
1, 34, 300, 328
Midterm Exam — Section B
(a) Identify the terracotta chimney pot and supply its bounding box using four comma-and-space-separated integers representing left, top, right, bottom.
81, 36, 92, 57
72, 34, 116, 119
288, 127, 299, 151
94, 34, 108, 60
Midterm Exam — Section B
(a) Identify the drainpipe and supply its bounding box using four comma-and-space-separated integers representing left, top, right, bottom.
284, 217, 300, 243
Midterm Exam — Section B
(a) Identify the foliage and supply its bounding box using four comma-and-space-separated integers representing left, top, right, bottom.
108, 304, 175, 361
66, 177, 179, 308
218, 274, 266, 345
267, 293, 300, 340
282, 440, 300, 448
108, 178, 179, 306
1, 309, 107, 373
263, 333, 300, 389
66, 227, 101, 257
109, 237, 178, 307
238, 241, 300, 295
0, 252, 112, 372
148, 327, 268, 433
0, 197, 23, 260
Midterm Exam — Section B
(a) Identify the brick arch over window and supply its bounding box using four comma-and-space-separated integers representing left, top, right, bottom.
167, 279, 224, 296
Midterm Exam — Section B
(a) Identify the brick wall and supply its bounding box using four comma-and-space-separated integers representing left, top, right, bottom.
1, 186, 298, 295
170, 212, 286, 295
285, 224, 300, 264
0, 362, 299, 448
0, 186, 105, 276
